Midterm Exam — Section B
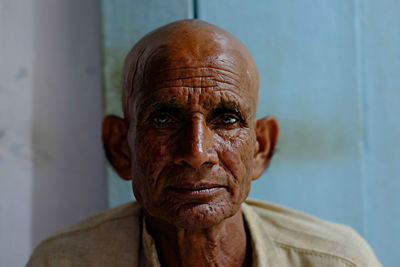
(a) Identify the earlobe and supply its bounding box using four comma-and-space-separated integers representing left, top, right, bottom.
102, 115, 132, 180
252, 117, 279, 180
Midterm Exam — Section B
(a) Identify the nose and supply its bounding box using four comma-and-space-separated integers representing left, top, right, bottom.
173, 115, 218, 168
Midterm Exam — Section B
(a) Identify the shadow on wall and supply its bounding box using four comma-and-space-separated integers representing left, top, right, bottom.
31, 0, 106, 248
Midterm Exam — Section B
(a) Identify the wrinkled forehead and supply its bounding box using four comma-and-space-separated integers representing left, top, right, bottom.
122, 20, 259, 119
142, 52, 249, 96
146, 35, 247, 78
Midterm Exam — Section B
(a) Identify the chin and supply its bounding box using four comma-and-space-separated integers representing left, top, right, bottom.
164, 201, 239, 230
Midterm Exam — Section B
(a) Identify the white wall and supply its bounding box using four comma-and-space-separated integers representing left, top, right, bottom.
0, 1, 35, 266
0, 0, 106, 266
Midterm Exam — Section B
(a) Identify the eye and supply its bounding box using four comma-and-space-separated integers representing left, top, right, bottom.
152, 113, 173, 125
219, 114, 238, 125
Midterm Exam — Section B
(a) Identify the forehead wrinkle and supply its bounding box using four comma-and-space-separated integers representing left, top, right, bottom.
154, 66, 241, 84
149, 80, 240, 92
146, 66, 242, 91
136, 87, 253, 118
139, 86, 244, 101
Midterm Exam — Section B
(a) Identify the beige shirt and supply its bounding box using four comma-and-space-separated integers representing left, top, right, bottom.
27, 199, 382, 267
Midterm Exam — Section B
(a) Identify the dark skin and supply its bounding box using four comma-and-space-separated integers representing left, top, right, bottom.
102, 20, 279, 267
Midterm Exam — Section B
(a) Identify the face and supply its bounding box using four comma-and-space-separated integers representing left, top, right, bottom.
127, 58, 259, 230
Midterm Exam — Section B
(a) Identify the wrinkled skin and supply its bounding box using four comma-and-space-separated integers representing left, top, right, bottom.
102, 19, 278, 267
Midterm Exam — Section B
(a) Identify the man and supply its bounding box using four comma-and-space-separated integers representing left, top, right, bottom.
28, 19, 381, 266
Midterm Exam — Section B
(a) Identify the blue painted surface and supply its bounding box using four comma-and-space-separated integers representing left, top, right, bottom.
102, 1, 399, 265
362, 1, 400, 266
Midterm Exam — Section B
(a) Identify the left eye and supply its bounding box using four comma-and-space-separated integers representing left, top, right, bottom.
220, 114, 238, 124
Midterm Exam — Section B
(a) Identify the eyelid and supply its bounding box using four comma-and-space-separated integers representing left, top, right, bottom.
149, 107, 175, 118
151, 112, 173, 120
148, 109, 181, 126
209, 113, 241, 127
211, 110, 244, 123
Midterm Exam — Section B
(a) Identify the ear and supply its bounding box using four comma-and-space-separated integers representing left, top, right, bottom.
252, 117, 279, 180
102, 115, 132, 180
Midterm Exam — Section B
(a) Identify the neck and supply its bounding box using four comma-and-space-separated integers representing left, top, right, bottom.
145, 210, 252, 267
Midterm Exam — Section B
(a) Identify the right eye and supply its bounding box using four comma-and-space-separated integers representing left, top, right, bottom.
152, 113, 174, 125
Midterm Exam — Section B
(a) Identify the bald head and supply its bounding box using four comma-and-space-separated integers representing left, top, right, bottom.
121, 19, 259, 121
103, 19, 279, 225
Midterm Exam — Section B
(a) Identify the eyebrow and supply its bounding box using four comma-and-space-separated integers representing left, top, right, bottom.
149, 99, 243, 113
136, 90, 251, 123
150, 99, 177, 110
209, 102, 245, 121
146, 100, 247, 124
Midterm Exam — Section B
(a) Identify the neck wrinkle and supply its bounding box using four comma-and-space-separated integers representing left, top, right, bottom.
144, 210, 250, 267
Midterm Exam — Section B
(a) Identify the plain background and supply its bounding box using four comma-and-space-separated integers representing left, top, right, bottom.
0, 1, 106, 266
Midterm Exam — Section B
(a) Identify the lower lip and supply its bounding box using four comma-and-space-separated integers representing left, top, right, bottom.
167, 187, 226, 198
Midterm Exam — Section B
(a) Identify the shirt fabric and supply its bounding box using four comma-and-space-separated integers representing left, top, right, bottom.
27, 199, 382, 267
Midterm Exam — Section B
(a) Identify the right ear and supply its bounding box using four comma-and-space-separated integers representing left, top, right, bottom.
102, 115, 131, 180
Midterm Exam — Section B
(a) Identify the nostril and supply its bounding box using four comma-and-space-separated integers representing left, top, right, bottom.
174, 159, 189, 167
173, 146, 218, 168
202, 161, 215, 168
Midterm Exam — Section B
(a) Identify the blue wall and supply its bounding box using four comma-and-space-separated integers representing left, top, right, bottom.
102, 1, 400, 266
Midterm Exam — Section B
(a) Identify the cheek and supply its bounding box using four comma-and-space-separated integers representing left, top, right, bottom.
134, 128, 171, 165
216, 129, 256, 187
130, 128, 173, 202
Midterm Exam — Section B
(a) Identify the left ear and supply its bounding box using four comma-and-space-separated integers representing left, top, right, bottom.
252, 117, 279, 180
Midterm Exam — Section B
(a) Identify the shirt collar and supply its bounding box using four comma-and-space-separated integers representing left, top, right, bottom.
142, 218, 162, 267
242, 201, 284, 267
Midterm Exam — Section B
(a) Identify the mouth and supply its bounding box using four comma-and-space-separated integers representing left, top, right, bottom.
165, 183, 227, 198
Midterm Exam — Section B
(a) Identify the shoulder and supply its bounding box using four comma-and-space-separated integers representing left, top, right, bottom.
243, 199, 382, 267
27, 201, 143, 267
